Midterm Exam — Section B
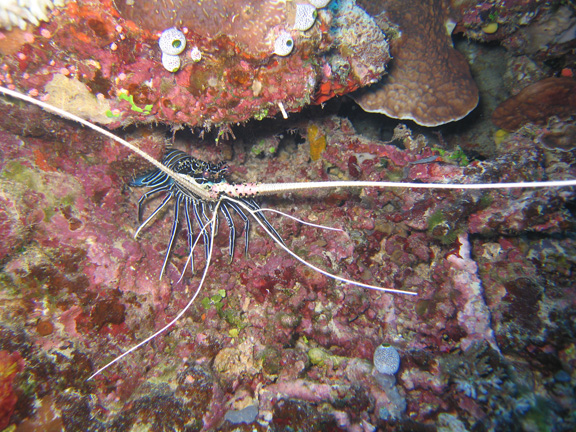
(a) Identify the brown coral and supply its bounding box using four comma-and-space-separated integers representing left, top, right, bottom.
353, 0, 479, 127
492, 77, 576, 132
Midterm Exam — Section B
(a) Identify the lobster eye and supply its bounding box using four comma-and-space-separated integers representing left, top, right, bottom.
273, 31, 294, 56
159, 27, 186, 56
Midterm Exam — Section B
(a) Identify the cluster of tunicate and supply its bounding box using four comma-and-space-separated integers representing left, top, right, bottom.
373, 344, 400, 375
158, 27, 187, 72
0, 0, 65, 30
273, 0, 332, 57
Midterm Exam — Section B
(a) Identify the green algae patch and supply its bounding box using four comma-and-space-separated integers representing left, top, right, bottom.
308, 347, 345, 368
2, 161, 41, 190
308, 347, 329, 366
43, 206, 55, 223
2, 162, 80, 223
61, 194, 76, 207
427, 210, 461, 245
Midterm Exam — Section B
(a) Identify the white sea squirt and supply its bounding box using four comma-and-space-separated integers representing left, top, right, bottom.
159, 27, 186, 72
309, 0, 332, 8
293, 3, 317, 31
373, 344, 401, 375
273, 31, 295, 56
159, 27, 187, 55
161, 53, 181, 73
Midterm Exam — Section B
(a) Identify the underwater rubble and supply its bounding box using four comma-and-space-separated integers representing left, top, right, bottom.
0, 0, 575, 431
0, 0, 389, 129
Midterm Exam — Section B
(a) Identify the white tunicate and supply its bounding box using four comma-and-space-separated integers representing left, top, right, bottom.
373, 344, 400, 375
161, 52, 181, 72
159, 27, 186, 56
189, 46, 202, 62
293, 3, 317, 31
223, 405, 259, 424
273, 31, 294, 56
309, 0, 331, 8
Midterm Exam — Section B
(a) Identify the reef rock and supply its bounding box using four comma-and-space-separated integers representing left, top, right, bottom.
492, 77, 576, 131
0, 0, 390, 129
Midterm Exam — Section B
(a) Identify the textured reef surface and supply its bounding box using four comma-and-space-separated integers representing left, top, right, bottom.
1, 0, 576, 431
0, 107, 574, 431
0, 0, 389, 129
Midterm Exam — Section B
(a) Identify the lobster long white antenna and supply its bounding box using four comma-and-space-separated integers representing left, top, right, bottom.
216, 179, 576, 197
224, 196, 417, 296
254, 207, 344, 232
2, 86, 575, 197
0, 86, 213, 201
87, 202, 221, 380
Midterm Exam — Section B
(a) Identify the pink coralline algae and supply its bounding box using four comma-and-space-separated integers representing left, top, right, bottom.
447, 234, 497, 352
4, 3, 576, 431
0, 0, 390, 129
0, 95, 575, 430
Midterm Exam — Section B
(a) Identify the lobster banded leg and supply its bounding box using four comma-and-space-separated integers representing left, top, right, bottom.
130, 170, 171, 188
218, 204, 237, 261
135, 192, 173, 238
135, 184, 172, 223
160, 195, 183, 278
225, 201, 251, 255
183, 196, 195, 274
243, 198, 285, 245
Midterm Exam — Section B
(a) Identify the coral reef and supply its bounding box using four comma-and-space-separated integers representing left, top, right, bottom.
0, 0, 65, 30
1, 1, 576, 429
0, 99, 574, 429
0, 350, 23, 429
499, 3, 575, 54
492, 77, 576, 131
114, 0, 289, 57
455, 0, 557, 43
0, 0, 390, 129
327, 0, 390, 88
353, 0, 479, 126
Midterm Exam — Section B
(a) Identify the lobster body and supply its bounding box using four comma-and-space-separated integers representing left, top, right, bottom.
130, 149, 228, 190
130, 149, 282, 277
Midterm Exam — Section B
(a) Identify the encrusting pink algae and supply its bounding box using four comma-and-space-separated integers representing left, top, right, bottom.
1, 0, 576, 431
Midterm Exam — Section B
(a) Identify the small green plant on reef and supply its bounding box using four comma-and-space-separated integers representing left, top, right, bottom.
201, 289, 227, 311
106, 92, 153, 118
488, 9, 499, 22
200, 290, 247, 334
427, 209, 461, 245
251, 138, 278, 157
431, 145, 470, 166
